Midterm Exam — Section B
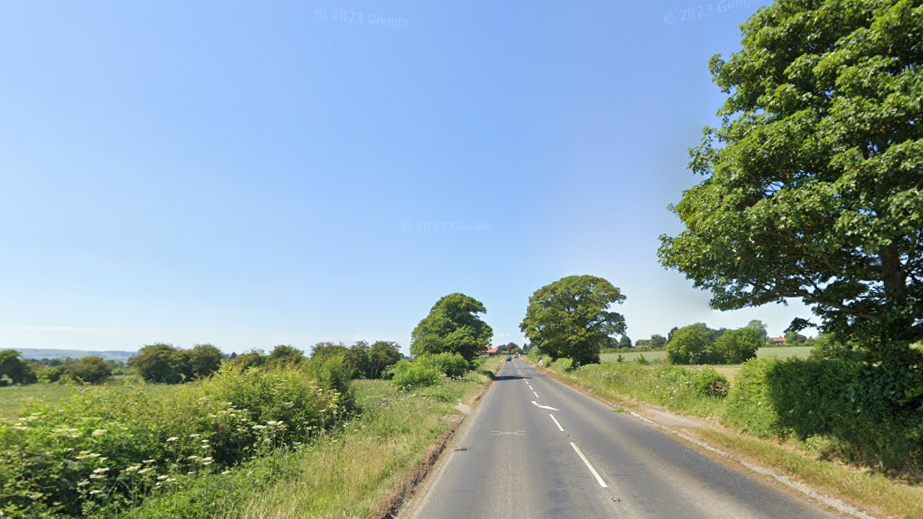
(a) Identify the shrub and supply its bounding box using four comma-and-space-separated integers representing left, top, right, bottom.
415, 352, 470, 378
0, 368, 345, 518
725, 358, 861, 439
66, 355, 112, 384
692, 367, 729, 398
390, 360, 443, 390
304, 352, 355, 399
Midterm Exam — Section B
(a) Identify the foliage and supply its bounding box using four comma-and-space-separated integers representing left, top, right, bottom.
411, 293, 493, 361
544, 362, 727, 417
0, 350, 36, 385
414, 352, 471, 378
187, 344, 223, 379
226, 350, 265, 371
618, 335, 632, 348
129, 344, 192, 384
65, 356, 112, 384
520, 275, 627, 366
0, 367, 345, 518
390, 360, 443, 390
266, 345, 305, 368
746, 320, 768, 340
692, 367, 730, 398
713, 328, 762, 364
350, 340, 402, 379
725, 357, 922, 473
303, 351, 356, 399
657, 0, 923, 361
666, 323, 718, 364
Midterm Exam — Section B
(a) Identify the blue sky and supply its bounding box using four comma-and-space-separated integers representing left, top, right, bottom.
0, 0, 809, 355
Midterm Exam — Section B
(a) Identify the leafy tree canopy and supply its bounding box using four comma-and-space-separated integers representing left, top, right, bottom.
0, 350, 36, 385
520, 275, 627, 366
66, 355, 112, 384
411, 293, 493, 361
658, 0, 923, 360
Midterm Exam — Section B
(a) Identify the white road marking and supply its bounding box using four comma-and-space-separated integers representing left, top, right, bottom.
570, 442, 608, 488
491, 431, 526, 436
531, 401, 559, 411
549, 414, 564, 432
532, 391, 540, 398
629, 411, 656, 425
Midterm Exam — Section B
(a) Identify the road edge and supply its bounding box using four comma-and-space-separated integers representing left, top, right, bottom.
372, 363, 500, 519
524, 358, 882, 519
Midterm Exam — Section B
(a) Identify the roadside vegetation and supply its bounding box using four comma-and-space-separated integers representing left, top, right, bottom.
0, 291, 498, 518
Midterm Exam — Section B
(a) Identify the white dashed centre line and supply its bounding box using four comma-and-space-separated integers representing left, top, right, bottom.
570, 442, 608, 488
549, 413, 564, 432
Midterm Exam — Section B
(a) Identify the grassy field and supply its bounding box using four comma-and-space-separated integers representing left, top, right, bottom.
600, 346, 814, 365
0, 377, 171, 421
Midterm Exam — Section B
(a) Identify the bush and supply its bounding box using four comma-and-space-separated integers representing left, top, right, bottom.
0, 367, 345, 518
304, 352, 355, 399
415, 352, 470, 378
66, 356, 112, 384
725, 358, 860, 439
390, 360, 443, 390
691, 367, 729, 398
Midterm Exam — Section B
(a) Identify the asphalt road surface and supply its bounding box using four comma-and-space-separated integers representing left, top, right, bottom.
400, 358, 843, 519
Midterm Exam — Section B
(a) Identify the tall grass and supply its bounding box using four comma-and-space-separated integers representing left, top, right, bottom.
130, 371, 491, 518
542, 360, 728, 417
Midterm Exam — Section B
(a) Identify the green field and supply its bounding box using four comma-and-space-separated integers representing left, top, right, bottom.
599, 346, 813, 365
0, 377, 171, 421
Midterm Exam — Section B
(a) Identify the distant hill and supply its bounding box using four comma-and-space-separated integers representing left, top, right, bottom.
8, 348, 137, 363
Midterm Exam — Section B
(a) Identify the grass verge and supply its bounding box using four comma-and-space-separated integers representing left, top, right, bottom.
130, 364, 497, 518
693, 428, 923, 519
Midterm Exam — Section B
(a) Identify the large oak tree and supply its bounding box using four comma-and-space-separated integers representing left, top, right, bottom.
411, 293, 493, 361
659, 0, 923, 364
520, 275, 627, 366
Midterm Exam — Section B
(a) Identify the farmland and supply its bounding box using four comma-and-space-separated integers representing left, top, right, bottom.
599, 345, 813, 365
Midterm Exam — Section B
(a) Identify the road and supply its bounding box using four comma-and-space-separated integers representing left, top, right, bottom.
400, 358, 843, 519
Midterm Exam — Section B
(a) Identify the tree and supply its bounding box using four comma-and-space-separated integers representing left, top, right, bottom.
504, 342, 522, 355
411, 293, 493, 361
0, 350, 36, 385
226, 350, 265, 371
66, 356, 112, 384
784, 331, 808, 344
666, 323, 717, 364
520, 275, 627, 366
658, 1, 923, 365
129, 344, 191, 384
367, 341, 402, 379
650, 334, 667, 348
746, 320, 768, 341
713, 328, 762, 364
267, 344, 305, 367
618, 335, 632, 349
188, 344, 223, 378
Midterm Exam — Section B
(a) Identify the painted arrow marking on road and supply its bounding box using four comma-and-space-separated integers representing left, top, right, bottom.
531, 400, 559, 411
